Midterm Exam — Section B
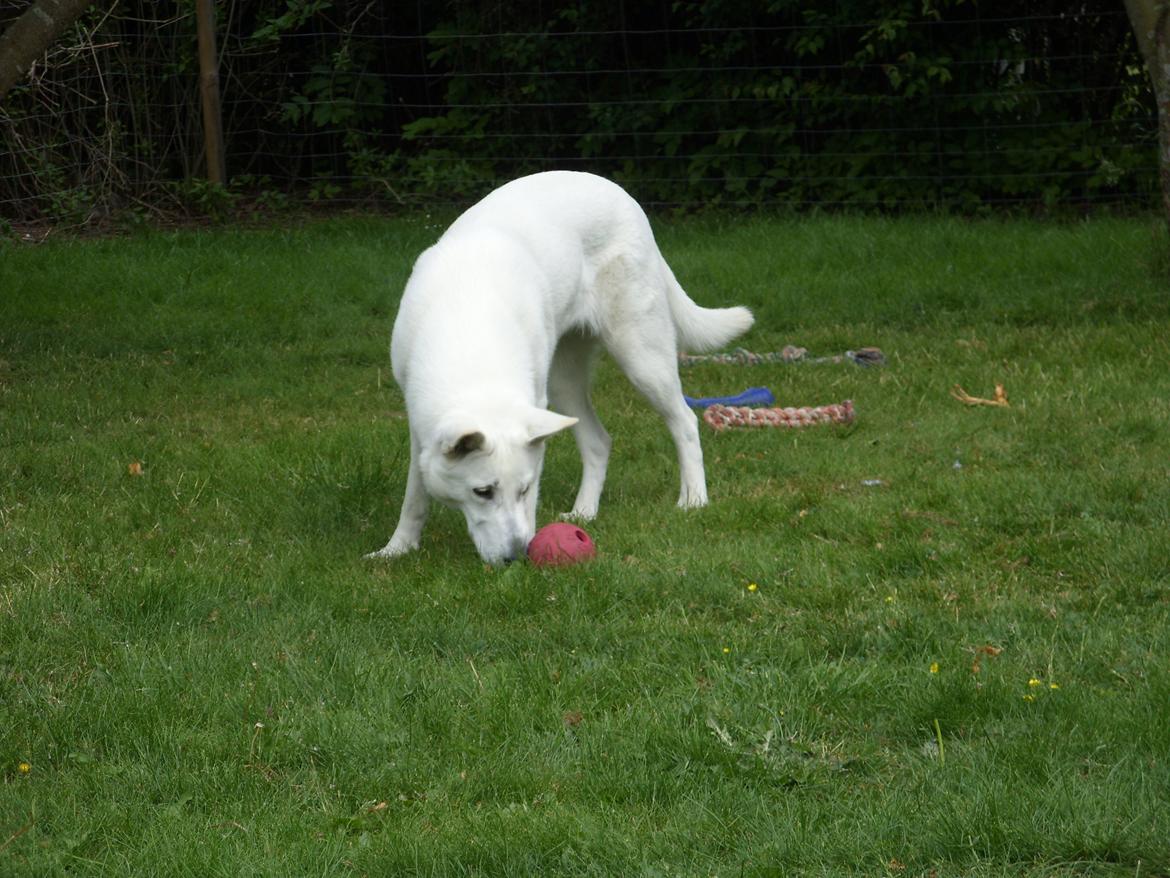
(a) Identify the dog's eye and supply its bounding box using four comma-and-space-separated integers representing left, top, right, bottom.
473, 486, 494, 500
518, 485, 530, 498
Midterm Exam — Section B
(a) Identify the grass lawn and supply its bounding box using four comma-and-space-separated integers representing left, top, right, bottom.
2, 214, 1169, 876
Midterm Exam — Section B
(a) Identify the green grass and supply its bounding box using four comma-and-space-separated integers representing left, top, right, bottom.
2, 215, 1169, 876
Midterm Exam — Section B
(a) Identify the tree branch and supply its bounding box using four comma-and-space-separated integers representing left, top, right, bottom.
0, 0, 97, 101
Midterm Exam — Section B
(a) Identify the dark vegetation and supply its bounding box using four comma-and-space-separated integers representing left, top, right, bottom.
0, 0, 1157, 226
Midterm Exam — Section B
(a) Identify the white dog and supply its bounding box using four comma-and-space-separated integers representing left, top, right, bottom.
368, 171, 753, 564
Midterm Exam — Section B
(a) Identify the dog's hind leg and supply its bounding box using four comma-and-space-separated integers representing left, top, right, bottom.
367, 439, 429, 558
548, 331, 611, 520
603, 311, 708, 510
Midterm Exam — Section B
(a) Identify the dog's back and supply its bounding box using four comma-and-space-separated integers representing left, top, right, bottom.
393, 172, 751, 389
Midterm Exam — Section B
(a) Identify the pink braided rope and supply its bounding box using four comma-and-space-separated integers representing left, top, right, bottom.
703, 400, 855, 431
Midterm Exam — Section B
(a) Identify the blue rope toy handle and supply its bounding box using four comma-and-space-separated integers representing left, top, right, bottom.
684, 386, 776, 409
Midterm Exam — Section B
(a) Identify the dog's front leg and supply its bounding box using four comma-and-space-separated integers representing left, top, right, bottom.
367, 444, 429, 559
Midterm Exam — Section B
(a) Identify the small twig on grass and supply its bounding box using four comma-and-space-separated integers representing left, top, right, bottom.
467, 657, 483, 690
0, 822, 34, 854
378, 178, 405, 205
706, 717, 736, 749
969, 644, 1003, 675
248, 721, 264, 763
951, 383, 1010, 407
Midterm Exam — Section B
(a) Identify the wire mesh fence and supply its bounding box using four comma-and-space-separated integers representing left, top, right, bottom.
0, 0, 1158, 227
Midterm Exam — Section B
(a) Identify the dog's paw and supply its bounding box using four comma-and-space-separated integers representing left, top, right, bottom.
676, 488, 708, 509
561, 506, 597, 522
364, 537, 418, 560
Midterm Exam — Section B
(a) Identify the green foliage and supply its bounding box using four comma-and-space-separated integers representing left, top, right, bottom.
166, 177, 240, 221
395, 0, 1154, 208
249, 0, 334, 44
0, 0, 1157, 222
278, 55, 386, 130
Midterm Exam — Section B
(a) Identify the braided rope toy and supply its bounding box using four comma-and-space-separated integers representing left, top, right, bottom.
679, 345, 885, 368
703, 400, 855, 431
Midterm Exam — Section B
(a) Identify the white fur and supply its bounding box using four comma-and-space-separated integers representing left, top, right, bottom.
367, 171, 753, 564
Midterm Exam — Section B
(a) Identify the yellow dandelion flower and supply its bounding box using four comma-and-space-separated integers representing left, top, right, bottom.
722, 646, 731, 654
747, 583, 758, 593
1023, 694, 1035, 702
1028, 678, 1042, 688
930, 662, 940, 674
1049, 683, 1060, 690
18, 762, 31, 774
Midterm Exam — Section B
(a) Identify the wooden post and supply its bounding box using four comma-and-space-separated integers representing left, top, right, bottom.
195, 0, 226, 185
1124, 0, 1170, 230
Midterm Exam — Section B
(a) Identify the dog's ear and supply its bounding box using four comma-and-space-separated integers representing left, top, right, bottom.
436, 416, 488, 459
442, 430, 486, 459
525, 409, 578, 446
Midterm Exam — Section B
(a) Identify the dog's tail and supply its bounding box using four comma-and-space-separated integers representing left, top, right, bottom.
663, 263, 755, 353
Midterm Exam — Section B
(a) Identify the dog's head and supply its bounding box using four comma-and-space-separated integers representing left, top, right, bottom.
419, 406, 577, 564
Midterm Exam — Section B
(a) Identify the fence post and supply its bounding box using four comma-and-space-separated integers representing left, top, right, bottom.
195, 0, 226, 186
1123, 0, 1170, 233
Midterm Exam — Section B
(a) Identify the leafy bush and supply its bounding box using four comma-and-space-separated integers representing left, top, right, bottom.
0, 0, 1156, 222
399, 0, 1155, 209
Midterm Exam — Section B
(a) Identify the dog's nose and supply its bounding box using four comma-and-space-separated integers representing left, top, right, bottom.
490, 545, 527, 566
508, 536, 530, 564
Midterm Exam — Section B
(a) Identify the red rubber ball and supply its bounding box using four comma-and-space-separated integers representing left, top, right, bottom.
527, 522, 597, 566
